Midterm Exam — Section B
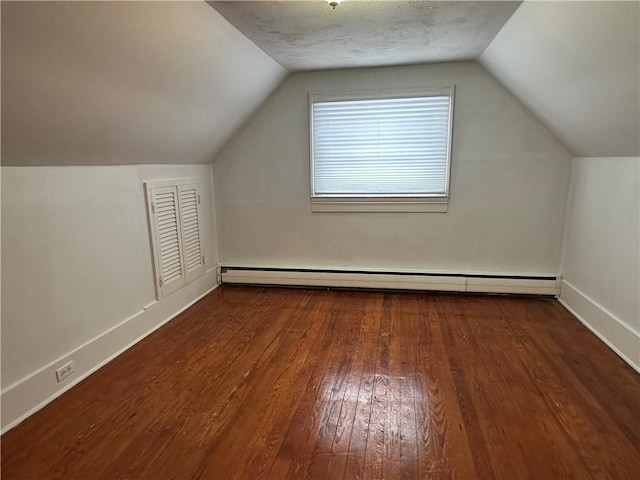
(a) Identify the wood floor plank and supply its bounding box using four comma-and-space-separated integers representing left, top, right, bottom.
499, 299, 639, 479
461, 299, 595, 479
2, 286, 638, 480
282, 295, 350, 479
300, 293, 366, 480
362, 295, 393, 480
240, 294, 332, 480
389, 294, 419, 480
306, 294, 361, 478
344, 293, 384, 480
194, 291, 319, 479
539, 300, 640, 447
275, 300, 339, 466
324, 294, 368, 480
421, 296, 478, 480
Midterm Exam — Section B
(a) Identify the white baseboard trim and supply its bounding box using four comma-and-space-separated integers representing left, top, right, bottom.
1, 270, 218, 434
221, 266, 560, 296
559, 280, 640, 373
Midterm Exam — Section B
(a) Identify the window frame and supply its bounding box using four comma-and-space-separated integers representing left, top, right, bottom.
309, 86, 455, 213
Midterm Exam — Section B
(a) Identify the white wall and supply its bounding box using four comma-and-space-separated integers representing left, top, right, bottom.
213, 62, 572, 275
560, 157, 640, 370
480, 1, 640, 157
1, 1, 287, 166
480, 0, 640, 372
0, 0, 262, 430
1, 165, 218, 431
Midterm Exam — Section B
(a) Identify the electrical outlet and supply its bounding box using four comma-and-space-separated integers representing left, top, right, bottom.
55, 361, 74, 382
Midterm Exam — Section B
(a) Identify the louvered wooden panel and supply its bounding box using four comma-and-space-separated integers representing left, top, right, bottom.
179, 184, 205, 283
149, 186, 186, 298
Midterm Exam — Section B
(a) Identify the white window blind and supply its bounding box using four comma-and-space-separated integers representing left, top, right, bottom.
310, 88, 454, 212
146, 179, 205, 299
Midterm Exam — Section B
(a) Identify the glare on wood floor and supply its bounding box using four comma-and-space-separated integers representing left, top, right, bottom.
2, 286, 638, 479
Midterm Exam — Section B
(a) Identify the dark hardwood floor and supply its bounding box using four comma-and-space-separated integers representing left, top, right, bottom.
2, 286, 638, 479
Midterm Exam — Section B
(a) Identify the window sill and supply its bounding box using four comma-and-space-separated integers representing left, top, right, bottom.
310, 196, 449, 213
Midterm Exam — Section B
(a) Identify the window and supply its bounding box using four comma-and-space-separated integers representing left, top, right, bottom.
145, 178, 205, 299
310, 87, 454, 212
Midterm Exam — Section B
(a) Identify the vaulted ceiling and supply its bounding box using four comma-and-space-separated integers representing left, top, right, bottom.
209, 0, 638, 157
209, 1, 521, 71
1, 1, 638, 166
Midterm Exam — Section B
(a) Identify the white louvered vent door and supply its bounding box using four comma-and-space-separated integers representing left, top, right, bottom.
149, 186, 186, 298
178, 183, 205, 283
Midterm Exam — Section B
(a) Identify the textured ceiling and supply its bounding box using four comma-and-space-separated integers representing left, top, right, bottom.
209, 1, 522, 71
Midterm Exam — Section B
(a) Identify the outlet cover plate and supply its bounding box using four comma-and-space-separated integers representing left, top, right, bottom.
55, 361, 74, 382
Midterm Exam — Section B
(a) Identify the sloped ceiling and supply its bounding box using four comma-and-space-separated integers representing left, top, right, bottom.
211, 0, 639, 157
480, 1, 640, 157
210, 0, 521, 71
1, 1, 286, 166
3, 1, 636, 165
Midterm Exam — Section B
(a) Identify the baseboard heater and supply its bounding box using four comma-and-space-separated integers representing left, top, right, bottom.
220, 266, 560, 296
